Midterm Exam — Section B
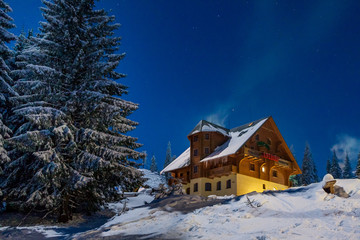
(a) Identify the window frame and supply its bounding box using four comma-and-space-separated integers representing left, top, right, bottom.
205, 133, 210, 140
205, 183, 212, 191
216, 181, 221, 191
194, 183, 198, 192
204, 147, 210, 154
193, 165, 198, 173
250, 163, 255, 171
226, 179, 231, 189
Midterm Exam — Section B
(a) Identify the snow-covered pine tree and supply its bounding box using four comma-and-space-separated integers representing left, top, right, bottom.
3, 0, 144, 221
326, 158, 331, 174
150, 155, 158, 173
356, 152, 360, 179
343, 153, 353, 179
330, 150, 343, 179
300, 143, 318, 185
9, 30, 34, 83
163, 141, 172, 179
0, 0, 17, 183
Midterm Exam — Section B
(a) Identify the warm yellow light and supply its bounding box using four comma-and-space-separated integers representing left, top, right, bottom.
262, 166, 266, 172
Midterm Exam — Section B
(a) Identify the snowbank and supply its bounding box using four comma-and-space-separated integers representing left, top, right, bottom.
101, 179, 360, 239
140, 169, 167, 188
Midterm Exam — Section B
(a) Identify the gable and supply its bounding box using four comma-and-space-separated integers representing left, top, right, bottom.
200, 118, 268, 162
246, 117, 301, 174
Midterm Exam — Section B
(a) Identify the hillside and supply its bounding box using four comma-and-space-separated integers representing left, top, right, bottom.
92, 179, 360, 239
1, 178, 360, 239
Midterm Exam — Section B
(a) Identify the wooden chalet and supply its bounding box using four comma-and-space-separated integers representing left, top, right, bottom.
161, 116, 301, 197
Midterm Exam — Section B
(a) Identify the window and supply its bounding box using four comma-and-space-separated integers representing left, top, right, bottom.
180, 173, 183, 177
205, 147, 209, 154
193, 165, 198, 173
226, 180, 231, 189
263, 184, 266, 190
194, 149, 198, 156
194, 183, 198, 192
186, 188, 190, 194
205, 133, 209, 140
216, 181, 221, 191
272, 170, 277, 178
194, 135, 198, 142
205, 183, 212, 191
255, 134, 259, 141
267, 138, 272, 145
250, 163, 255, 171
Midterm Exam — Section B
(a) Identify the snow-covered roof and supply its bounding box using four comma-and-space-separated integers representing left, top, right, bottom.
161, 117, 269, 173
160, 147, 190, 174
188, 120, 229, 137
200, 117, 268, 162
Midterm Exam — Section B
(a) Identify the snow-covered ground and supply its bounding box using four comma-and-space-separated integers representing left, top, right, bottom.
140, 169, 167, 189
99, 179, 360, 239
2, 175, 360, 239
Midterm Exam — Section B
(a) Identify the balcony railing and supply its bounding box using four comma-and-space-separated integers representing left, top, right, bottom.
244, 147, 292, 169
207, 165, 237, 178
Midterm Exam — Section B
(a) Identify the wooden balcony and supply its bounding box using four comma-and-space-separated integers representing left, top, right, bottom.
244, 147, 292, 169
207, 165, 237, 178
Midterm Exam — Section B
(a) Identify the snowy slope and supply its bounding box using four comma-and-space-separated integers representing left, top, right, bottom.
2, 179, 360, 239
99, 179, 360, 239
140, 169, 167, 188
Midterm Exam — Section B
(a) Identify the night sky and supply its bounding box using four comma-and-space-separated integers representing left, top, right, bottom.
7, 0, 360, 177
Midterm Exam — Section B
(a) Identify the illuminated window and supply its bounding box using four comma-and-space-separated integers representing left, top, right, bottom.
194, 149, 198, 156
194, 135, 198, 142
226, 180, 231, 189
262, 166, 266, 173
205, 183, 212, 191
205, 133, 209, 140
194, 183, 198, 192
250, 163, 255, 171
272, 170, 277, 177
194, 165, 198, 173
216, 181, 221, 190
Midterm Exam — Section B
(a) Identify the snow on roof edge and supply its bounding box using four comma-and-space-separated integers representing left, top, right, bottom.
160, 147, 190, 174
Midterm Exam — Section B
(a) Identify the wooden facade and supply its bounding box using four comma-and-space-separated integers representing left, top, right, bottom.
165, 117, 301, 197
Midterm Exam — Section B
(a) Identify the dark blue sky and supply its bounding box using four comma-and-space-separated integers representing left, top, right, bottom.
7, 0, 360, 177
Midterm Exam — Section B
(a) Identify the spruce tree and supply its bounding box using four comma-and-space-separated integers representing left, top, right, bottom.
163, 141, 173, 179
150, 155, 158, 173
9, 30, 34, 83
0, 0, 16, 184
343, 153, 353, 179
326, 158, 331, 174
2, 0, 144, 221
300, 143, 318, 185
330, 150, 343, 179
356, 152, 360, 179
